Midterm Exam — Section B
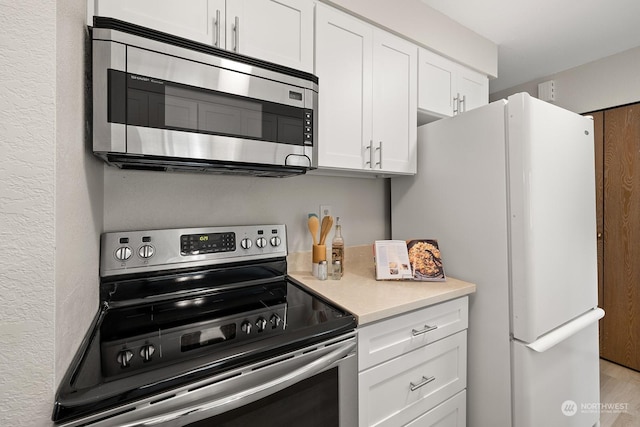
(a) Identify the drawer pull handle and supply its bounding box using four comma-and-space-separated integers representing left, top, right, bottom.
410, 375, 436, 391
411, 324, 438, 336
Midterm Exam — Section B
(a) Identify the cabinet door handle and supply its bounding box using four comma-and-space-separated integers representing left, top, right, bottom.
213, 10, 221, 47
411, 324, 438, 336
375, 141, 382, 169
460, 95, 466, 112
453, 93, 459, 115
410, 375, 436, 391
233, 16, 240, 52
365, 141, 373, 168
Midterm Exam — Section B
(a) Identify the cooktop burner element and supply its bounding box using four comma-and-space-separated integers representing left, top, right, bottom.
52, 225, 356, 425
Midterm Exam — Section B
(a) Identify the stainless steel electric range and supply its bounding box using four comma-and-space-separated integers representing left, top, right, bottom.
52, 225, 357, 426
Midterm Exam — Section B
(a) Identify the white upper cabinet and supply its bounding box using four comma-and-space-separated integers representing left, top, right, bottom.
94, 0, 225, 45
93, 0, 314, 73
315, 3, 417, 175
225, 0, 314, 72
418, 47, 488, 118
315, 4, 373, 171
417, 49, 456, 118
457, 65, 489, 112
372, 30, 417, 174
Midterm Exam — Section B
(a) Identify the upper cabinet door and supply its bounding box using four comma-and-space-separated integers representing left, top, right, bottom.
315, 3, 417, 175
95, 0, 225, 47
315, 4, 373, 170
418, 47, 488, 118
418, 48, 455, 117
457, 67, 489, 113
94, 0, 313, 72
226, 0, 314, 73
372, 30, 417, 174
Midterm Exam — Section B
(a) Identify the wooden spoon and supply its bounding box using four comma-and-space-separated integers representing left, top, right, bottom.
308, 214, 319, 245
319, 215, 333, 245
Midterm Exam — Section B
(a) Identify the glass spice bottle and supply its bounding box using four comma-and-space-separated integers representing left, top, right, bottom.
331, 217, 344, 277
317, 260, 328, 280
331, 260, 342, 280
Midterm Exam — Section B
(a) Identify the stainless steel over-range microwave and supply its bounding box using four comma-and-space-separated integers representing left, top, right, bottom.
91, 18, 318, 177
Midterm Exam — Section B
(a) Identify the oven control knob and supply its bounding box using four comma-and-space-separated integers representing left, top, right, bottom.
114, 247, 132, 261
255, 317, 267, 332
256, 237, 267, 248
116, 349, 134, 368
140, 344, 155, 362
270, 313, 281, 329
138, 245, 155, 259
270, 236, 281, 247
241, 320, 252, 334
240, 238, 252, 250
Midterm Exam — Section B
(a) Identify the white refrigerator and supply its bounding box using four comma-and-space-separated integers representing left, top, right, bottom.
391, 93, 604, 427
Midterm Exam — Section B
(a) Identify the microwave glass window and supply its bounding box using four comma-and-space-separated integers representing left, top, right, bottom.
197, 96, 278, 142
278, 116, 304, 145
108, 71, 307, 146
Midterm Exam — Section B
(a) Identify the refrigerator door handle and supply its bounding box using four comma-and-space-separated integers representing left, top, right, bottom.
525, 308, 605, 353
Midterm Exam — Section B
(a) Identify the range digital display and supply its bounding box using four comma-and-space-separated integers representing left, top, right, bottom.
180, 232, 236, 255
181, 323, 237, 352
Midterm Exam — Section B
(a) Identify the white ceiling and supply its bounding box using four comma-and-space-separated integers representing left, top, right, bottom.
420, 0, 640, 93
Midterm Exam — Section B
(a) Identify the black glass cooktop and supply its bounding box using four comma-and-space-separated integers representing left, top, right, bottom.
52, 259, 355, 424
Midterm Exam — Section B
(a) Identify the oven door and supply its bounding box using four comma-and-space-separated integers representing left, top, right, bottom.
58, 333, 357, 427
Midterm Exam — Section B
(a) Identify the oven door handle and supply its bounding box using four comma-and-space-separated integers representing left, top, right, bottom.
125, 339, 356, 426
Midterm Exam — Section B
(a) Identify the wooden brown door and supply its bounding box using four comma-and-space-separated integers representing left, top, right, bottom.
600, 103, 640, 370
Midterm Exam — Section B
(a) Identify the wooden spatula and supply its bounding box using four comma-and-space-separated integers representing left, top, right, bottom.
308, 214, 319, 245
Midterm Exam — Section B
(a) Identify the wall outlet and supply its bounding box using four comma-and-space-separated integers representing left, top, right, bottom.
320, 204, 332, 219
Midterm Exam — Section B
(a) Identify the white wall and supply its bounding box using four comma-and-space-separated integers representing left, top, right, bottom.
103, 169, 389, 254
0, 1, 104, 424
490, 46, 640, 113
0, 0, 56, 424
56, 0, 104, 386
322, 0, 497, 77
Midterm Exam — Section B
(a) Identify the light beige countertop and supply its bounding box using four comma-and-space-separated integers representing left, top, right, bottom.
287, 245, 476, 325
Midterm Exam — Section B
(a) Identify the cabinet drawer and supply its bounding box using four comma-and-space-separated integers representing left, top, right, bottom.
404, 390, 466, 427
359, 331, 467, 427
359, 297, 468, 370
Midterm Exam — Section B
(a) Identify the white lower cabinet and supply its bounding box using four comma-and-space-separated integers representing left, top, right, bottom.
358, 297, 469, 427
404, 391, 466, 427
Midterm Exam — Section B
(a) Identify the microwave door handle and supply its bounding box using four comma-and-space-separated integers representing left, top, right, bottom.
123, 340, 356, 426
